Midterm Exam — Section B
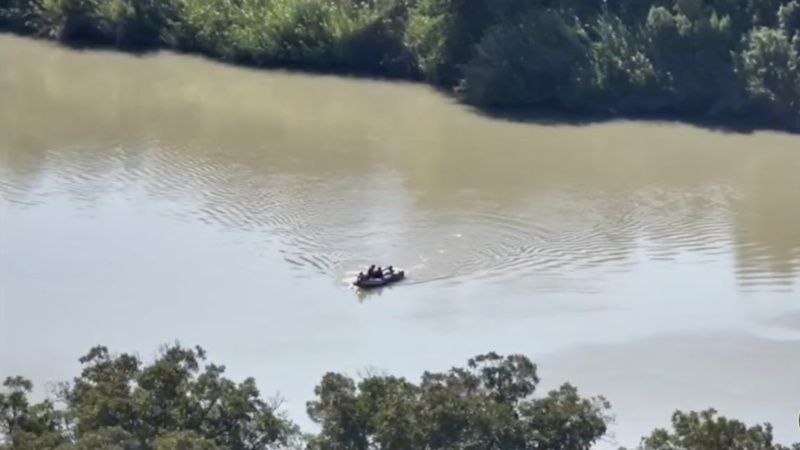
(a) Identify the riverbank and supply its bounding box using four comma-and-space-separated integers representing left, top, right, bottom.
2, 0, 799, 132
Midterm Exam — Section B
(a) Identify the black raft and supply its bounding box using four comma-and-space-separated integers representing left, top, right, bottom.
354, 268, 405, 289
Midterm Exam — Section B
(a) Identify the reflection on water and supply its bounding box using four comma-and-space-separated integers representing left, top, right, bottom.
730, 152, 800, 290
2, 34, 800, 447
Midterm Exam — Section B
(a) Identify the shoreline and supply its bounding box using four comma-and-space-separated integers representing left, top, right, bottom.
1, 28, 797, 136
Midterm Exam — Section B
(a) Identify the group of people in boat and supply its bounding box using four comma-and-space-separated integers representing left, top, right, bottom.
357, 265, 395, 282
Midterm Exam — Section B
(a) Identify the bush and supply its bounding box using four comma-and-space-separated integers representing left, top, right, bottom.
405, 0, 532, 85
177, 0, 411, 73
590, 14, 663, 112
22, 0, 179, 48
0, 0, 44, 33
460, 8, 595, 110
36, 0, 118, 42
779, 0, 800, 37
338, 0, 418, 77
643, 2, 746, 115
2, 0, 800, 131
740, 26, 800, 127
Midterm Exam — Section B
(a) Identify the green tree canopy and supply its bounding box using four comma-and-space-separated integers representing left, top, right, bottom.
0, 376, 65, 450
740, 26, 800, 127
460, 8, 595, 109
306, 352, 611, 450
633, 408, 800, 450
3, 345, 800, 450
1, 344, 298, 450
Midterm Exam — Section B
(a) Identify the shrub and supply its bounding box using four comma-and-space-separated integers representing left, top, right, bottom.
740, 26, 800, 127
460, 9, 595, 110
405, 0, 532, 85
590, 14, 663, 112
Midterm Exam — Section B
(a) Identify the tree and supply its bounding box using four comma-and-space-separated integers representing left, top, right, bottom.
1, 344, 298, 450
307, 352, 611, 450
54, 427, 137, 450
745, 0, 785, 28
152, 431, 221, 450
405, 0, 535, 85
518, 384, 611, 450
4, 346, 800, 450
0, 0, 46, 33
643, 2, 745, 115
779, 0, 800, 38
740, 26, 800, 127
590, 14, 662, 112
460, 8, 595, 110
634, 409, 800, 450
0, 376, 65, 450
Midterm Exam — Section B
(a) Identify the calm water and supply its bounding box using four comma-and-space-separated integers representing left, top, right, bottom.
1, 34, 799, 447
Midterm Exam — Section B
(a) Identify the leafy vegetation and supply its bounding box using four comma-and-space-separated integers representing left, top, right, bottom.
0, 345, 299, 450
306, 352, 611, 450
2, 345, 799, 450
1, 0, 800, 129
629, 409, 800, 450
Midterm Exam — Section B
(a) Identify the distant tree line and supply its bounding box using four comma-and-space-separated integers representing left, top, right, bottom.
1, 344, 798, 450
1, 0, 799, 130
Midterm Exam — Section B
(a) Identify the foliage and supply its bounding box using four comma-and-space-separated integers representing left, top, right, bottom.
779, 0, 800, 36
590, 14, 663, 111
55, 427, 138, 450
0, 377, 66, 450
306, 351, 612, 450
3, 346, 800, 450
405, 0, 530, 84
170, 0, 417, 75
0, 0, 42, 32
460, 8, 595, 110
642, 1, 744, 114
740, 26, 800, 127
0, 345, 298, 450
3, 0, 800, 129
632, 408, 800, 450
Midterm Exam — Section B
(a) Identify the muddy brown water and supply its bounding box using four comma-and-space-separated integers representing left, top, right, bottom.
1, 34, 799, 447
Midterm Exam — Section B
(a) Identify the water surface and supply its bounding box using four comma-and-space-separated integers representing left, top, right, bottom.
1, 35, 799, 447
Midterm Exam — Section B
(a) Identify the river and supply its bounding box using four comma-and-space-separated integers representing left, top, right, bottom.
1, 34, 799, 447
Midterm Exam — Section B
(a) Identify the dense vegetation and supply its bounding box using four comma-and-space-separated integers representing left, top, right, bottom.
1, 0, 800, 129
1, 345, 798, 450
